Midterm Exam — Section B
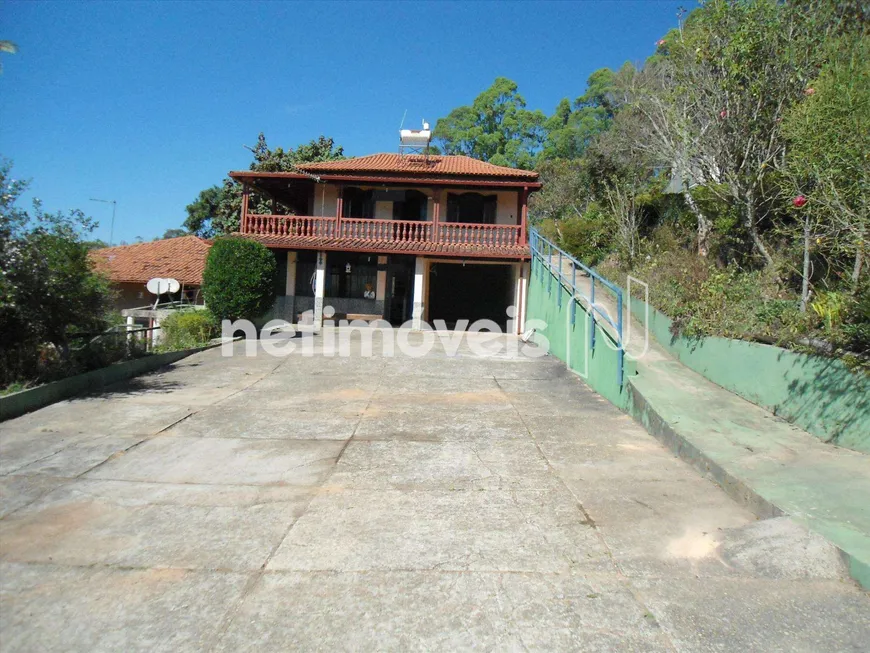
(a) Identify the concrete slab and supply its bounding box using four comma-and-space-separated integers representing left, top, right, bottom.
367, 390, 513, 413
0, 475, 70, 519
164, 405, 360, 440
0, 479, 309, 570
329, 439, 555, 490
214, 570, 671, 652
354, 406, 526, 442
0, 562, 249, 652
499, 378, 617, 417
0, 399, 192, 439
633, 576, 870, 652
268, 488, 612, 573
10, 433, 147, 477
85, 436, 344, 486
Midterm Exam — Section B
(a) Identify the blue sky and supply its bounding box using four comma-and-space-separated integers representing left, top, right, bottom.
1, 0, 687, 244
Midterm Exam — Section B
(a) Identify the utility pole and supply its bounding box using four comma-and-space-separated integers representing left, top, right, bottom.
89, 198, 117, 246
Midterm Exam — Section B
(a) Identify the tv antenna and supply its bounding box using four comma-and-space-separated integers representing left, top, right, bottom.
89, 198, 117, 246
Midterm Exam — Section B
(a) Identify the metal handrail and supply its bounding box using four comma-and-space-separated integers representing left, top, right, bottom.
528, 228, 624, 385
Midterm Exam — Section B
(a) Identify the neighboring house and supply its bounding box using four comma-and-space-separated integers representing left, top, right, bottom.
230, 152, 541, 332
90, 236, 211, 310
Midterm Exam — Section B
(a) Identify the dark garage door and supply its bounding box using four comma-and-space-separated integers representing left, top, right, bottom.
427, 262, 514, 330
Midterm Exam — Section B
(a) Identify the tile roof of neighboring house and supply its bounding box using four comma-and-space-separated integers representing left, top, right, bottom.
89, 236, 211, 285
297, 153, 539, 179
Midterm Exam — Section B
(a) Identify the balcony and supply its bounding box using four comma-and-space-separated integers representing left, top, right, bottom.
240, 215, 528, 259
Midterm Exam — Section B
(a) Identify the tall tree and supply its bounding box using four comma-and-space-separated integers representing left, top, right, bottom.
433, 77, 546, 168
184, 134, 344, 237
540, 65, 633, 162
782, 31, 870, 305
159, 228, 189, 240
616, 0, 840, 263
1, 160, 111, 380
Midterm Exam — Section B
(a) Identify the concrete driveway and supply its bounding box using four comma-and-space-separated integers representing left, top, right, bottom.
1, 330, 868, 651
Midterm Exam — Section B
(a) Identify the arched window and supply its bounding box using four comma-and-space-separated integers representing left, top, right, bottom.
446, 192, 497, 224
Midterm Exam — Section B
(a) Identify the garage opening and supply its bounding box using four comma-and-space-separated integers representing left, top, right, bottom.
427, 262, 514, 330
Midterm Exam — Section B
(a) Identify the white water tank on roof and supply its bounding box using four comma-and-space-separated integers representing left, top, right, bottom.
400, 120, 431, 147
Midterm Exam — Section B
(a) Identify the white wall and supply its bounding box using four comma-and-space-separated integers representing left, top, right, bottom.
375, 201, 392, 220
312, 184, 338, 217
495, 190, 520, 225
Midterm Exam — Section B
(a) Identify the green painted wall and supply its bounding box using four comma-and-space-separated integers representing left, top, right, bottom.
527, 257, 635, 409
628, 295, 870, 454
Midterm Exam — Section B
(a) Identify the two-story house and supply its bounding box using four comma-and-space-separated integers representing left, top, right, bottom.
230, 152, 541, 332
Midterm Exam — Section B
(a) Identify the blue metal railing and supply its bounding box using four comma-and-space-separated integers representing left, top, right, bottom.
528, 228, 624, 385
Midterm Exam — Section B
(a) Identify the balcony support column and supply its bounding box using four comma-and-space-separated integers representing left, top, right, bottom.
376, 256, 388, 303
412, 256, 426, 330
513, 261, 529, 334
336, 185, 344, 237
313, 251, 327, 331
432, 189, 441, 243
518, 187, 529, 245
240, 184, 250, 233
285, 252, 297, 296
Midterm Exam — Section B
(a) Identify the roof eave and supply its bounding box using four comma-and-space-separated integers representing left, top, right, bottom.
229, 170, 541, 189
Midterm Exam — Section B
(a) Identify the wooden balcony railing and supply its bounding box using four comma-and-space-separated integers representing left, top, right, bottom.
338, 217, 432, 242
437, 223, 522, 248
243, 215, 524, 250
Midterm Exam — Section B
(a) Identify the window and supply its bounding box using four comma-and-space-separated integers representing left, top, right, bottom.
446, 192, 497, 224
343, 187, 374, 219
392, 189, 427, 221
325, 253, 377, 299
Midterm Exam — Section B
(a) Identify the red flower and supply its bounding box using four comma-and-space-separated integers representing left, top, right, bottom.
656, 39, 666, 47
793, 195, 808, 208
719, 110, 728, 119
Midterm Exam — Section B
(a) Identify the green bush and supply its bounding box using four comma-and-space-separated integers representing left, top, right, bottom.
160, 310, 218, 350
202, 238, 277, 321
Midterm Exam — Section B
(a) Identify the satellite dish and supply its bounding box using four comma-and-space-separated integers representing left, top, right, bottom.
146, 278, 180, 295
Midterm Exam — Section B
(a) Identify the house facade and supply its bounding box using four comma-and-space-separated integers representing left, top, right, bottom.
231, 153, 541, 332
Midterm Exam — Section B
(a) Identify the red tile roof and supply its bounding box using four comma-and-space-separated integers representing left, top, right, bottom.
89, 236, 211, 285
238, 233, 529, 260
298, 153, 539, 179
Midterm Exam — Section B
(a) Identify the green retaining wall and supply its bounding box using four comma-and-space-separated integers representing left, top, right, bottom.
527, 256, 636, 409
627, 294, 870, 454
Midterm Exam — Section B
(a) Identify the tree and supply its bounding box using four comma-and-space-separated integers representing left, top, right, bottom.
433, 77, 546, 168
539, 65, 633, 162
617, 0, 838, 263
202, 237, 277, 321
159, 228, 189, 240
184, 135, 345, 238
1, 160, 112, 383
184, 186, 222, 238
782, 31, 869, 301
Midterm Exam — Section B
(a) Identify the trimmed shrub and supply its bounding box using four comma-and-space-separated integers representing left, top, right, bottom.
202, 238, 277, 321
160, 310, 218, 350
